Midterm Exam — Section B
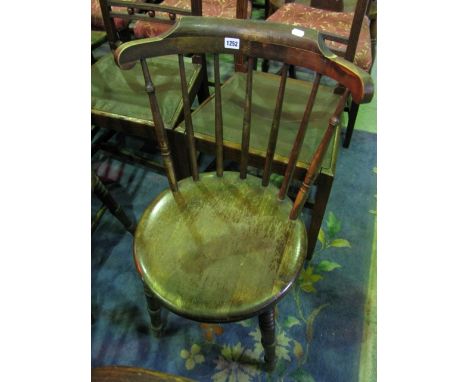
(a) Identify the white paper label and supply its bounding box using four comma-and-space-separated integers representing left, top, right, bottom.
224, 37, 240, 50
292, 28, 305, 37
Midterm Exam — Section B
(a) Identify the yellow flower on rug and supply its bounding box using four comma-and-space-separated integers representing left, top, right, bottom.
180, 344, 205, 370
212, 343, 260, 382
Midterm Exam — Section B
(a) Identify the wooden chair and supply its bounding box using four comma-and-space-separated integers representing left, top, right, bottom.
265, 0, 375, 147
114, 16, 373, 370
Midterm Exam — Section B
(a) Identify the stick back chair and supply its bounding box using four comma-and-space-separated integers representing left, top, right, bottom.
115, 16, 373, 370
266, 0, 375, 147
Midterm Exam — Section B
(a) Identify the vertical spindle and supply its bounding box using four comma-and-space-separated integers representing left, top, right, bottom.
214, 53, 224, 177
289, 91, 349, 220
140, 58, 178, 192
239, 57, 254, 179
278, 73, 322, 199
262, 63, 289, 186
178, 54, 199, 181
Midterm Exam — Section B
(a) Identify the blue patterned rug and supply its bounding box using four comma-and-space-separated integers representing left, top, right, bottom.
91, 130, 376, 382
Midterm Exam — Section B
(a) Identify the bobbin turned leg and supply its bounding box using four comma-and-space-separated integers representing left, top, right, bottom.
258, 308, 276, 371
92, 172, 135, 234
143, 283, 164, 337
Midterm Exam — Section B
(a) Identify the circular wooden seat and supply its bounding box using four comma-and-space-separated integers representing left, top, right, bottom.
134, 172, 307, 322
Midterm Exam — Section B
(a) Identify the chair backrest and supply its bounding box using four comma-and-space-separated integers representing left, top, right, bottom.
115, 16, 373, 219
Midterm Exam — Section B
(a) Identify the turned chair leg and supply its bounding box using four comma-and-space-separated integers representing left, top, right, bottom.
92, 172, 135, 234
143, 283, 164, 337
307, 174, 334, 261
343, 101, 360, 148
258, 308, 276, 371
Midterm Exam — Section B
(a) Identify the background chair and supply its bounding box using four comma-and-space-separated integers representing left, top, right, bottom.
92, 0, 207, 178
266, 0, 376, 147
92, 0, 252, 176
115, 16, 373, 370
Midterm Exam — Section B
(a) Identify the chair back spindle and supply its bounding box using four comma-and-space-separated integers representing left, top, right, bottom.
140, 58, 179, 192
289, 91, 349, 219
177, 54, 199, 181
239, 57, 254, 179
278, 73, 322, 200
262, 63, 289, 187
213, 53, 224, 177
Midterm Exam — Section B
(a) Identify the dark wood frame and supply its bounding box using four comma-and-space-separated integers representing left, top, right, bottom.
115, 16, 373, 370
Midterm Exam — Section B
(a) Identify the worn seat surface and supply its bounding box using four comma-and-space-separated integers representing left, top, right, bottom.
91, 54, 201, 136
134, 172, 307, 322
177, 71, 342, 176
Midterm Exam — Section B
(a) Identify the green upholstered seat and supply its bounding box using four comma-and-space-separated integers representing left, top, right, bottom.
176, 71, 341, 176
92, 53, 202, 137
134, 172, 307, 322
91, 31, 107, 49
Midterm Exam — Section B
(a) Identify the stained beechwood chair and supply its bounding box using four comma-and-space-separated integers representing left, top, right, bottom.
114, 17, 373, 370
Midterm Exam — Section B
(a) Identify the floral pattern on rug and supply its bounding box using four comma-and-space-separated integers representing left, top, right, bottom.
92, 131, 377, 382
153, 211, 352, 382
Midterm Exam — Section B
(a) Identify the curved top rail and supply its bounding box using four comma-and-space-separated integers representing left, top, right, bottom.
115, 16, 373, 103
